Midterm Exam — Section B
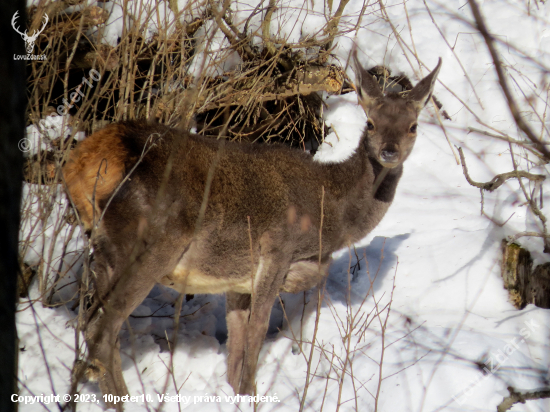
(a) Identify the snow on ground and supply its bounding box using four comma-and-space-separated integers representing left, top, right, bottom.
16, 0, 550, 411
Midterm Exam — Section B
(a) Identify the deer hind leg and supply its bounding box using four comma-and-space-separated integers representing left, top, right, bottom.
82, 232, 183, 410
226, 292, 251, 391
226, 236, 290, 395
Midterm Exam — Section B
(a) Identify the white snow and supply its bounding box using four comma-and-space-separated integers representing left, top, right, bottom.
17, 1, 550, 411
24, 115, 72, 158
126, 0, 176, 42
90, 2, 128, 47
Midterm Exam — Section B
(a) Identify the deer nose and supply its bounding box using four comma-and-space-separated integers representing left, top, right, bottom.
380, 149, 399, 164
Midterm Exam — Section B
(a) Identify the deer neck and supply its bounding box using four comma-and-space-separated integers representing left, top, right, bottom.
322, 135, 403, 200
319, 135, 404, 246
367, 155, 403, 203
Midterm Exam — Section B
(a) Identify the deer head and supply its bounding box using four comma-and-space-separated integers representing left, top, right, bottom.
12, 11, 49, 54
352, 50, 442, 169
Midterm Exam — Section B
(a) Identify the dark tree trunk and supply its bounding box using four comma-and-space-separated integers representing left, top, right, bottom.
501, 240, 550, 309
0, 0, 26, 409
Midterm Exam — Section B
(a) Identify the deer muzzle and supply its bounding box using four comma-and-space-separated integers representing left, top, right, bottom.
379, 144, 401, 168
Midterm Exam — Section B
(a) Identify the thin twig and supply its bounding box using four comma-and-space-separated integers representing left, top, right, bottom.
299, 186, 325, 412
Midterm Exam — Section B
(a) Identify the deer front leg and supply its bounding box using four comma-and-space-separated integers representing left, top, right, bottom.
226, 240, 290, 395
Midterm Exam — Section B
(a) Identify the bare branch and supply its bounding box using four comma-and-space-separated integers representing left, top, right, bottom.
261, 0, 277, 58
497, 386, 550, 412
468, 0, 550, 161
457, 147, 545, 192
467, 127, 547, 158
209, 0, 256, 60
322, 0, 351, 53
197, 65, 345, 111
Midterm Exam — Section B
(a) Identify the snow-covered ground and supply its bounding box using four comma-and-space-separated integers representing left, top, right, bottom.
17, 0, 550, 411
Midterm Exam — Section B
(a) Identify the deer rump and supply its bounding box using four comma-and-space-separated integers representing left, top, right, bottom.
63, 54, 441, 409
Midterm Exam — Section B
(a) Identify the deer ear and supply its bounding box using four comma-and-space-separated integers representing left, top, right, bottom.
352, 49, 383, 113
408, 58, 442, 112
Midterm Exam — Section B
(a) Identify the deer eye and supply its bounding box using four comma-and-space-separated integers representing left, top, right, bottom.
409, 124, 417, 133
367, 121, 375, 131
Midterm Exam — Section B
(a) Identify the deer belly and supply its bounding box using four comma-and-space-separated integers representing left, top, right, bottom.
160, 264, 253, 295
282, 260, 327, 293
160, 259, 327, 295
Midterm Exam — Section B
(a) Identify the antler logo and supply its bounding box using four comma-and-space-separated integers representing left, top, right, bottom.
12, 11, 49, 54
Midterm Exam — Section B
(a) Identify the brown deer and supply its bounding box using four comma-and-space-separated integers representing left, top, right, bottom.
63, 52, 441, 409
